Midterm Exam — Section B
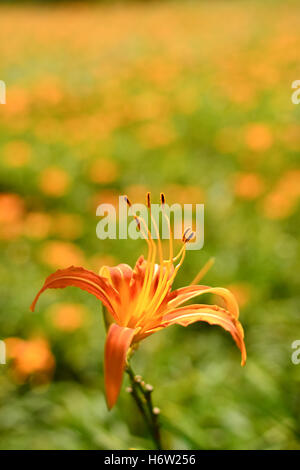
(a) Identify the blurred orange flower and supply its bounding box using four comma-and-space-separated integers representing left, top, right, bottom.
38, 167, 70, 197
0, 193, 24, 224
245, 123, 273, 152
5, 337, 55, 383
33, 77, 63, 106
0, 193, 24, 240
137, 121, 176, 149
39, 241, 85, 269
88, 158, 119, 184
262, 170, 300, 219
234, 172, 265, 200
3, 86, 30, 116
89, 189, 120, 213
48, 302, 87, 332
124, 184, 150, 204
24, 212, 52, 239
276, 170, 300, 199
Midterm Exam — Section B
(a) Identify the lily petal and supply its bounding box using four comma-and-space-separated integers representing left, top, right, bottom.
104, 323, 137, 409
159, 304, 246, 366
167, 285, 240, 319
100, 264, 133, 290
30, 266, 119, 319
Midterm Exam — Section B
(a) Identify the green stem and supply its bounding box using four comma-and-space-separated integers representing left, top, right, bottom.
125, 364, 162, 450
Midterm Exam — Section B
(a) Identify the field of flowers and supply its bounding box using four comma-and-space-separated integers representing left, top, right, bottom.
0, 0, 300, 449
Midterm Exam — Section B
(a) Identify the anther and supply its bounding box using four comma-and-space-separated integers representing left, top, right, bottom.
182, 227, 191, 243
134, 216, 141, 231
124, 195, 132, 207
160, 193, 165, 205
185, 231, 195, 243
146, 192, 151, 208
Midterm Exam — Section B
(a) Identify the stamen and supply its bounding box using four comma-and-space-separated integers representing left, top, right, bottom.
172, 227, 194, 262
136, 195, 175, 326
161, 200, 173, 263
172, 244, 185, 262
190, 257, 215, 285
153, 198, 175, 295
128, 206, 157, 323
184, 230, 195, 243
143, 243, 187, 324
122, 200, 157, 325
182, 227, 192, 243
136, 199, 165, 320
145, 227, 195, 320
127, 194, 194, 331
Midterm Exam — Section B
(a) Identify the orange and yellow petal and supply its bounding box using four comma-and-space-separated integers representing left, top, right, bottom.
30, 266, 119, 320
100, 263, 133, 290
104, 323, 137, 409
159, 304, 246, 366
167, 285, 240, 319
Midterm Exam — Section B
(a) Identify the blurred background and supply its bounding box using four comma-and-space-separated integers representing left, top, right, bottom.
0, 0, 300, 450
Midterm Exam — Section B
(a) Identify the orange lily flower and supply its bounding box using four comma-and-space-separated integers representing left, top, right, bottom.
31, 193, 246, 409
